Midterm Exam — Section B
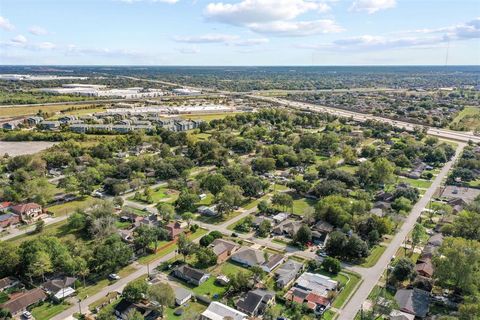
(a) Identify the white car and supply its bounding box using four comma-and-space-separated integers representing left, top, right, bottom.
109, 273, 120, 280
22, 311, 33, 319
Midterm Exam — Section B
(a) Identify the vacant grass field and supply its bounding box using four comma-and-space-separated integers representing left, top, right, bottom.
450, 106, 480, 132
397, 177, 432, 189
291, 198, 316, 216
332, 270, 362, 309
179, 112, 242, 121
46, 196, 97, 217
0, 104, 96, 118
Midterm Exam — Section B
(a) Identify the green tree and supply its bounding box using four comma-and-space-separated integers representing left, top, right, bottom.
216, 185, 244, 216
92, 235, 133, 275
434, 237, 480, 294
322, 256, 341, 274
134, 225, 157, 253
391, 258, 415, 282
0, 242, 20, 277
123, 279, 148, 303
177, 233, 197, 262
175, 191, 198, 213
200, 174, 228, 195
28, 251, 53, 281
181, 212, 194, 228
294, 224, 312, 246
411, 223, 426, 254
156, 203, 175, 222
271, 193, 293, 212
257, 219, 272, 238
147, 283, 175, 315
35, 220, 45, 233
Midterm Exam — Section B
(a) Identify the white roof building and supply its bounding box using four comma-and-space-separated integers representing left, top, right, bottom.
200, 302, 247, 320
295, 272, 338, 297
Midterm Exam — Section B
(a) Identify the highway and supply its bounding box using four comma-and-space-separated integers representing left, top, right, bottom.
250, 95, 480, 144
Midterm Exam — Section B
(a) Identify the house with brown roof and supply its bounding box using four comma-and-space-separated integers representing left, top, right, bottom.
10, 203, 44, 224
414, 260, 434, 278
0, 288, 47, 316
210, 239, 239, 264
165, 221, 183, 240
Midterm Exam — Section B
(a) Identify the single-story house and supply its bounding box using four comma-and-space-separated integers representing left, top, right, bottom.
0, 288, 47, 316
198, 205, 218, 217
414, 259, 434, 278
440, 186, 480, 204
0, 277, 20, 292
236, 289, 275, 316
262, 253, 284, 273
200, 301, 247, 320
173, 265, 210, 286
231, 247, 266, 268
42, 277, 77, 301
272, 220, 302, 238
210, 238, 239, 264
274, 260, 303, 288
427, 233, 443, 247
0, 213, 19, 229
272, 212, 289, 224
253, 216, 273, 228
294, 272, 338, 297
173, 286, 192, 306
165, 221, 183, 239
394, 288, 430, 318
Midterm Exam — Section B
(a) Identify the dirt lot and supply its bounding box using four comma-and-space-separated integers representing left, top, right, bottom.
0, 141, 56, 156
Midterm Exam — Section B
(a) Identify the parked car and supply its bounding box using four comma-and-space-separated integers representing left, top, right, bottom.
109, 273, 120, 280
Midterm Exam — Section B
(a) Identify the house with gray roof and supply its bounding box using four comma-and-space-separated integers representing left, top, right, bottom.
394, 288, 430, 318
236, 289, 275, 316
274, 260, 303, 288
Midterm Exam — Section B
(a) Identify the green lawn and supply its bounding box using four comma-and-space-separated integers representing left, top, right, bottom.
360, 245, 387, 268
77, 265, 137, 300
226, 216, 252, 232
138, 228, 208, 265
332, 271, 362, 309
46, 196, 97, 217
127, 187, 178, 204
397, 177, 432, 189
196, 193, 214, 206
30, 301, 71, 320
292, 198, 316, 216
8, 219, 80, 245
243, 194, 271, 210
450, 106, 480, 131
164, 301, 207, 319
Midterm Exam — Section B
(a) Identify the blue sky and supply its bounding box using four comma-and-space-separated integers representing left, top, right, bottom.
0, 0, 479, 65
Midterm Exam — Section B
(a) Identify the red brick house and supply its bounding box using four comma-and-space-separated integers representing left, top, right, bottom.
210, 239, 239, 264
10, 203, 44, 224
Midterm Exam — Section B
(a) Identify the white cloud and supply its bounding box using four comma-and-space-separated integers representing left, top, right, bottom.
11, 35, 27, 44
300, 17, 480, 51
205, 0, 330, 25
177, 46, 200, 54
204, 0, 339, 37
117, 0, 179, 3
249, 19, 342, 36
350, 0, 396, 14
174, 34, 270, 46
29, 26, 48, 36
0, 16, 14, 31
173, 33, 239, 43
232, 38, 269, 46
36, 42, 56, 49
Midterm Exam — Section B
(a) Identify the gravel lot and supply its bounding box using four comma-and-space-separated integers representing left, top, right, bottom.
0, 141, 56, 156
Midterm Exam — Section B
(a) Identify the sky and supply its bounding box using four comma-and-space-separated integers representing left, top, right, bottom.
0, 0, 479, 65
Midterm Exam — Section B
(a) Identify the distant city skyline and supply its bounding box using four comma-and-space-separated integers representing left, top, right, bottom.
0, 0, 479, 65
